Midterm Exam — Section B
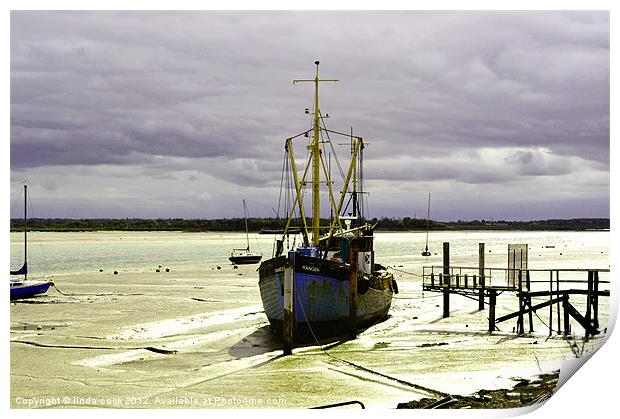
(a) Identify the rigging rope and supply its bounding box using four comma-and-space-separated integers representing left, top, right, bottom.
319, 111, 345, 181
10, 187, 24, 220
277, 148, 288, 220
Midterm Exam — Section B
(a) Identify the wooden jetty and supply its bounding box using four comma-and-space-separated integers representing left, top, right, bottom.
422, 242, 610, 336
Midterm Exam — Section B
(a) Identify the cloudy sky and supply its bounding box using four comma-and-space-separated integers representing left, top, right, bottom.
10, 10, 610, 221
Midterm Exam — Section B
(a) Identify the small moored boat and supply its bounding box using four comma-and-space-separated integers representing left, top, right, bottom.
229, 199, 262, 265
10, 185, 53, 300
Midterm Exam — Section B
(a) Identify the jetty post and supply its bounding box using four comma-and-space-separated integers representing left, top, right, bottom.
593, 271, 600, 329
556, 270, 561, 334
517, 270, 524, 334
526, 271, 534, 333
563, 294, 570, 335
478, 243, 485, 310
283, 258, 294, 355
349, 245, 359, 339
443, 242, 450, 318
488, 289, 496, 332
548, 271, 553, 336
585, 270, 601, 334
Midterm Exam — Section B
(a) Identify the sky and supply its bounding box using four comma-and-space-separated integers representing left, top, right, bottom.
9, 10, 610, 221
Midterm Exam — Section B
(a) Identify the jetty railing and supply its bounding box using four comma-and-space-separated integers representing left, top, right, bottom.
422, 266, 610, 293
423, 266, 522, 290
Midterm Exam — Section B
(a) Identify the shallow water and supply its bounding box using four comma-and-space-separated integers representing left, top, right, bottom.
11, 230, 610, 275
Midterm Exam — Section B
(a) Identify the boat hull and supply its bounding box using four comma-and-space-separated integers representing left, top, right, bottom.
10, 280, 52, 300
229, 255, 263, 265
258, 252, 393, 342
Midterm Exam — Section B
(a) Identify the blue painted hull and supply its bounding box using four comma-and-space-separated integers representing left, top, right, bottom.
258, 253, 394, 341
10, 280, 51, 300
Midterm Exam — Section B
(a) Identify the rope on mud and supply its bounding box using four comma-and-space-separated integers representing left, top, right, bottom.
51, 283, 143, 297
11, 339, 177, 354
294, 289, 448, 399
390, 267, 424, 278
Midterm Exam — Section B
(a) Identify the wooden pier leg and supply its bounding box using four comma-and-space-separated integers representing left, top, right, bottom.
593, 271, 600, 329
548, 270, 553, 337
349, 245, 359, 339
517, 270, 524, 335
585, 271, 593, 329
563, 294, 570, 335
443, 242, 450, 318
488, 290, 496, 333
556, 270, 561, 334
283, 260, 294, 355
478, 243, 485, 311
464, 274, 468, 289
528, 295, 534, 333
443, 290, 450, 318
525, 270, 533, 333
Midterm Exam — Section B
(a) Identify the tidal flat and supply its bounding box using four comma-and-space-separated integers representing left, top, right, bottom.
10, 231, 610, 408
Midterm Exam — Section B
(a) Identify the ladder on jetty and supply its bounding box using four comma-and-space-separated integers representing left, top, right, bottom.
422, 242, 610, 336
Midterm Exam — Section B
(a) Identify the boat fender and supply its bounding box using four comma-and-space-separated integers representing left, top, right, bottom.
391, 278, 399, 294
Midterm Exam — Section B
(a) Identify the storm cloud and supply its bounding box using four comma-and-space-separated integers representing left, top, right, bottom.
10, 11, 609, 220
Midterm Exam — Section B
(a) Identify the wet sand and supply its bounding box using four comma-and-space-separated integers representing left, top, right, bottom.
10, 262, 607, 409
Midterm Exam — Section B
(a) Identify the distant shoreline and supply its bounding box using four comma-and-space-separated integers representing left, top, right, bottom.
9, 217, 610, 233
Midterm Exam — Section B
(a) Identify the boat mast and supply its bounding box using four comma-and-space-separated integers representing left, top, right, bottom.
351, 128, 357, 220
293, 61, 338, 246
311, 63, 321, 245
424, 192, 431, 252
24, 184, 28, 279
243, 199, 250, 251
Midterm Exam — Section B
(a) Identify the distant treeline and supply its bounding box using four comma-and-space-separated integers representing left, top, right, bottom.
9, 217, 610, 232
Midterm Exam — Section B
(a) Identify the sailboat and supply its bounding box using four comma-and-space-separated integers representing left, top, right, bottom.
10, 185, 53, 299
258, 61, 397, 342
229, 199, 263, 265
421, 192, 432, 256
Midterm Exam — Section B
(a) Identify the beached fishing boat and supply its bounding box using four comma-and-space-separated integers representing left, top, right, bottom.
229, 199, 262, 265
10, 185, 53, 300
258, 61, 397, 342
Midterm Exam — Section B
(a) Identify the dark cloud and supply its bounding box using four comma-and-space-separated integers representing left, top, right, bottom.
9, 11, 610, 220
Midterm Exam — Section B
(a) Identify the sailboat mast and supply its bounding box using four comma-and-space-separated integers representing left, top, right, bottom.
24, 184, 28, 279
243, 199, 250, 251
425, 192, 431, 248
